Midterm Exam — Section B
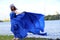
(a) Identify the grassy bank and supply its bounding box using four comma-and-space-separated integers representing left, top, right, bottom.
0, 35, 48, 40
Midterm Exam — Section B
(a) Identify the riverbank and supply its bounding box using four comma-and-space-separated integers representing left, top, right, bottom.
0, 35, 48, 40
0, 35, 60, 40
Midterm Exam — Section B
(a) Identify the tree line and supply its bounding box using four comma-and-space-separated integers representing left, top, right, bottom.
0, 12, 60, 22
45, 14, 60, 20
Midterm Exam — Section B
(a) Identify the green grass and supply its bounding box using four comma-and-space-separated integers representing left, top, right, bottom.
0, 35, 13, 40
0, 35, 48, 40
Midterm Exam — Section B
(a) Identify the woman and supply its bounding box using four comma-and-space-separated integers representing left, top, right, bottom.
10, 4, 47, 40
10, 4, 19, 40
10, 4, 25, 40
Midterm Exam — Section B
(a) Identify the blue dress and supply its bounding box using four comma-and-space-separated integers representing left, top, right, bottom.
10, 11, 47, 38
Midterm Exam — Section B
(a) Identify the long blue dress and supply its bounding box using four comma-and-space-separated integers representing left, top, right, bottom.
10, 11, 47, 38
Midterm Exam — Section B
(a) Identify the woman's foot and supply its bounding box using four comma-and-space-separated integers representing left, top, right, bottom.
12, 38, 20, 40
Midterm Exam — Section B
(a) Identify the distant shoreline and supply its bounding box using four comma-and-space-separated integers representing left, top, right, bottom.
0, 19, 10, 22
0, 19, 60, 22
0, 14, 60, 22
0, 20, 3, 22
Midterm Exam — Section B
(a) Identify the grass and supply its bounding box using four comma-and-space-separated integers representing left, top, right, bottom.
0, 35, 48, 40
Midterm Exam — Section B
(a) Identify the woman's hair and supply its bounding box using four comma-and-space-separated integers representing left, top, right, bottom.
10, 4, 17, 11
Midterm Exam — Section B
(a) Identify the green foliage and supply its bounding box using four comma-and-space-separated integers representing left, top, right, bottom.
45, 14, 60, 20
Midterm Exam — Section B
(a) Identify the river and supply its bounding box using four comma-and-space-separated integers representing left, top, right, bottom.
0, 20, 60, 39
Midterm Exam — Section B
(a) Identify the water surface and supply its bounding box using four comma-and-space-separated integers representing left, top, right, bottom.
0, 20, 60, 39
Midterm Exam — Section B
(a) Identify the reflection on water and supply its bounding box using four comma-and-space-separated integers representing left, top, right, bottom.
0, 20, 60, 39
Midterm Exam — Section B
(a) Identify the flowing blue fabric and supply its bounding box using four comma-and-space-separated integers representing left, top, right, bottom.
10, 11, 46, 38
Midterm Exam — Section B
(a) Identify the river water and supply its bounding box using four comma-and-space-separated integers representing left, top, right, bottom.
0, 20, 60, 39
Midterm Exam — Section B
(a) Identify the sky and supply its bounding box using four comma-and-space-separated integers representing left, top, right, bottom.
0, 0, 60, 20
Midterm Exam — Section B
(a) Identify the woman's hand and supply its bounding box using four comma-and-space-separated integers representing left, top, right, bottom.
14, 10, 20, 15
14, 10, 22, 15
